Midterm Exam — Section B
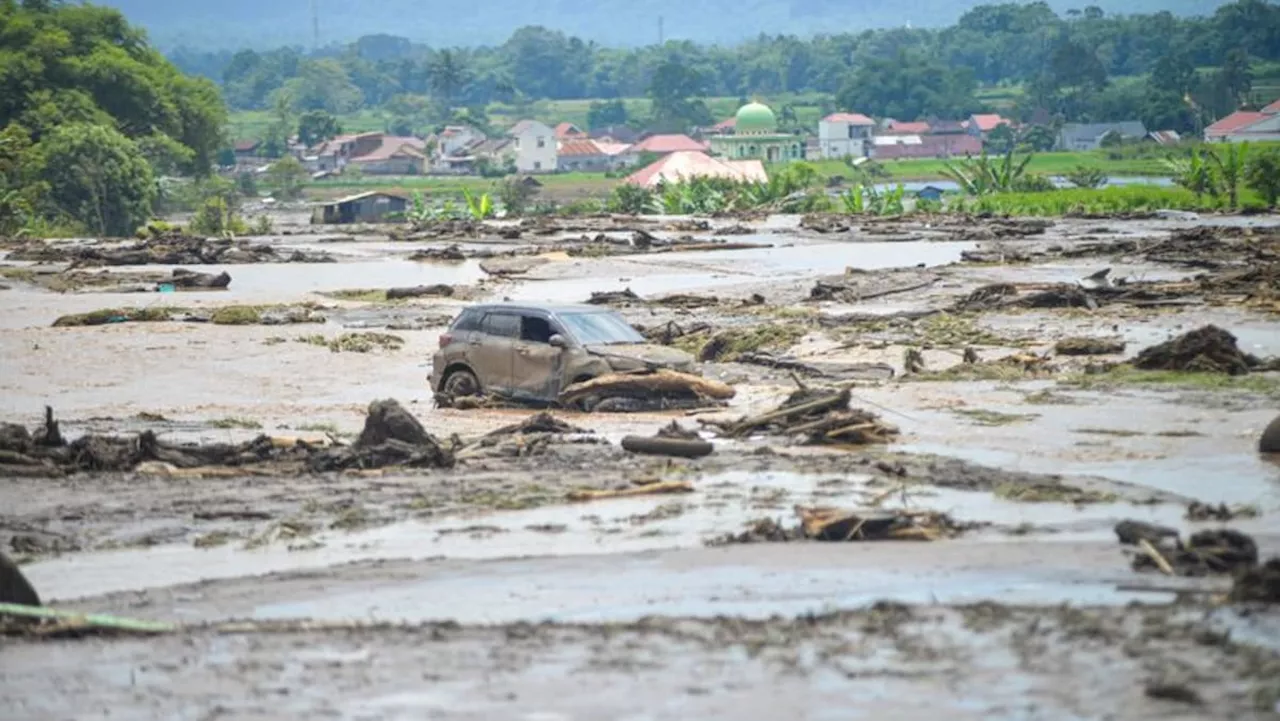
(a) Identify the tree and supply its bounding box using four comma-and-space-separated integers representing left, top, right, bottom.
1246, 150, 1280, 208
1164, 148, 1218, 200
985, 124, 1016, 154
1219, 49, 1253, 108
647, 60, 713, 132
36, 123, 155, 237
1151, 51, 1196, 97
1141, 87, 1196, 134
0, 124, 43, 236
1019, 125, 1058, 152
587, 99, 628, 129
1208, 142, 1248, 209
428, 50, 470, 107
835, 50, 976, 120
297, 110, 342, 147
495, 177, 538, 215
265, 156, 309, 201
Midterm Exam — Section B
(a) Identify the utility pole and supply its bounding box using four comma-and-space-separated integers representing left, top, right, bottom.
658, 16, 664, 45
310, 0, 320, 51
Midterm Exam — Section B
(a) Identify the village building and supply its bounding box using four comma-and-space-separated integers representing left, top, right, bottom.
1057, 121, 1148, 151
308, 133, 428, 175
1205, 100, 1280, 143
708, 102, 803, 163
967, 114, 1012, 140
312, 191, 408, 225
508, 119, 557, 172
817, 112, 875, 159
438, 125, 486, 157
554, 122, 587, 140
624, 150, 767, 188
1146, 130, 1182, 145
881, 120, 931, 135
556, 139, 611, 172
589, 125, 640, 145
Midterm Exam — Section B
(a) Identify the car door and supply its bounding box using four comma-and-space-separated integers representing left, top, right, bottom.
510, 313, 567, 401
471, 312, 519, 394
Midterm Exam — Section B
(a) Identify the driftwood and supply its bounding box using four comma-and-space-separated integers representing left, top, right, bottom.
567, 480, 694, 502
558, 370, 735, 407
704, 387, 898, 446
796, 506, 960, 542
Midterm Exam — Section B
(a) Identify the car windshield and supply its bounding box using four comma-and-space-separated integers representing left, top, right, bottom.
558, 312, 645, 345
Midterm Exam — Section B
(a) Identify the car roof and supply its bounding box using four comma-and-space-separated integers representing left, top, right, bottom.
466, 303, 612, 315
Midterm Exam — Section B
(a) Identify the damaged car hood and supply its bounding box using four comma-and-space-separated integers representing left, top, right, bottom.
585, 343, 695, 371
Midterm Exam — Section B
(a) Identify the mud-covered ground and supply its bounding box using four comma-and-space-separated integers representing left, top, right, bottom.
3, 209, 1280, 718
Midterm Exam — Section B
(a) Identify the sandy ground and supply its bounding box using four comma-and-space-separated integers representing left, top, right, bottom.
2, 211, 1280, 718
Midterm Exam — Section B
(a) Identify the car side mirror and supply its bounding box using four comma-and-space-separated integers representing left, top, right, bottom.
549, 334, 567, 349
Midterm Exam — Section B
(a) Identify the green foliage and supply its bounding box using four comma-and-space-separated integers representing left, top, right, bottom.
607, 184, 654, 215
1018, 125, 1057, 152
1245, 150, 1280, 208
495, 177, 537, 216
835, 49, 978, 121
1064, 166, 1107, 189
235, 171, 258, 197
462, 188, 494, 219
985, 124, 1016, 154
189, 196, 248, 237
587, 99, 627, 129
1012, 173, 1057, 193
839, 186, 864, 214
265, 156, 308, 200
297, 110, 342, 147
647, 60, 714, 132
0, 2, 226, 174
1164, 147, 1218, 199
948, 185, 1263, 216
36, 123, 156, 237
0, 125, 43, 236
1208, 141, 1248, 209
941, 149, 1035, 196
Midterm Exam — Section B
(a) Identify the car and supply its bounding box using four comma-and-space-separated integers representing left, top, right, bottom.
430, 303, 696, 405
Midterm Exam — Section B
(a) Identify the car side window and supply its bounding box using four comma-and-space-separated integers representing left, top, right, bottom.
481, 313, 520, 339
452, 309, 481, 332
520, 315, 554, 344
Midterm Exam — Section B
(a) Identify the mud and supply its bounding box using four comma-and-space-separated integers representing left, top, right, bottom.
5, 212, 1280, 716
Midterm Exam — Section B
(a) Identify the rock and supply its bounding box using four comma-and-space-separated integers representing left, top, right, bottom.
1259, 414, 1280, 453
0, 551, 40, 606
356, 399, 435, 448
169, 268, 231, 289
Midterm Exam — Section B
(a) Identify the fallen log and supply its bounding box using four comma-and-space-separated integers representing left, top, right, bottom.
620, 435, 714, 458
385, 284, 454, 300
567, 480, 694, 502
558, 369, 735, 408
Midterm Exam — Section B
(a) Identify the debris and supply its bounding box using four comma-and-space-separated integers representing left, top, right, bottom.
485, 412, 588, 438
567, 480, 695, 502
52, 307, 175, 327
168, 268, 231, 289
0, 603, 175, 637
620, 435, 714, 459
1054, 337, 1126, 356
479, 256, 549, 276
1117, 522, 1259, 576
655, 421, 701, 440
1230, 557, 1280, 603
706, 518, 801, 545
408, 245, 467, 262
586, 288, 643, 306
0, 552, 40, 607
796, 506, 964, 542
809, 272, 937, 303
1132, 325, 1259, 375
1185, 501, 1259, 522
639, 320, 712, 345
385, 284, 454, 300
652, 293, 718, 309
953, 283, 1018, 311
705, 387, 898, 446
799, 214, 851, 234
558, 369, 735, 411
1016, 285, 1098, 310
307, 399, 453, 473
7, 236, 332, 266
1144, 681, 1203, 705
695, 325, 805, 363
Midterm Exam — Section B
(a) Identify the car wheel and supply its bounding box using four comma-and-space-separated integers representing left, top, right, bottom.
443, 369, 480, 398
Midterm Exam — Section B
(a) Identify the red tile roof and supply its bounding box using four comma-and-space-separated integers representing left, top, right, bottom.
558, 139, 604, 157
824, 112, 875, 126
629, 134, 708, 154
970, 114, 1010, 131
555, 122, 585, 139
713, 117, 737, 130
624, 151, 767, 187
233, 139, 261, 152
885, 121, 931, 135
1205, 111, 1267, 136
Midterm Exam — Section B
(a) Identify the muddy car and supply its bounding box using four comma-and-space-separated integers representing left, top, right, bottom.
430, 303, 696, 404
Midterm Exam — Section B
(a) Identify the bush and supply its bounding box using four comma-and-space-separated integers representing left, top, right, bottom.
1245, 150, 1280, 209
1064, 165, 1107, 189
607, 184, 655, 215
1012, 173, 1057, 193
496, 177, 538, 216
189, 197, 248, 237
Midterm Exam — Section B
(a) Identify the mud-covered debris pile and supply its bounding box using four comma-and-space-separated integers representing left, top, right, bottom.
708, 506, 966, 545
559, 369, 735, 413
1231, 558, 1280, 603
1132, 325, 1261, 375
704, 387, 898, 445
8, 236, 333, 267
455, 412, 598, 460
1115, 520, 1258, 576
809, 270, 938, 303
587, 288, 643, 306
1054, 337, 1126, 356
0, 402, 452, 477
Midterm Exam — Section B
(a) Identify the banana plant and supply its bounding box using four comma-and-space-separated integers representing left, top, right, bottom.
839, 185, 865, 214
462, 188, 494, 220
1208, 142, 1248, 209
1163, 147, 1218, 201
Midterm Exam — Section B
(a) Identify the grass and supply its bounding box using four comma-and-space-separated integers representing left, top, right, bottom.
952, 185, 1270, 216
297, 331, 405, 353
953, 408, 1040, 426
678, 323, 807, 361
1061, 366, 1280, 396
51, 307, 179, 327
209, 305, 262, 325
207, 416, 263, 430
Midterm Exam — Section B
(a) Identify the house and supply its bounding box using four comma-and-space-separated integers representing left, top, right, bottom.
312, 191, 408, 225
1205, 101, 1280, 143
508, 120, 557, 172
818, 112, 875, 159
308, 133, 428, 175
554, 122, 586, 140
883, 120, 931, 135
438, 138, 514, 174
1057, 122, 1148, 151
629, 134, 708, 156
1146, 130, 1182, 146
706, 117, 737, 135
624, 150, 767, 188
928, 120, 968, 136
967, 114, 1012, 139
871, 134, 982, 160
557, 139, 612, 172
438, 125, 486, 157
594, 141, 639, 169
589, 125, 640, 145
233, 139, 262, 161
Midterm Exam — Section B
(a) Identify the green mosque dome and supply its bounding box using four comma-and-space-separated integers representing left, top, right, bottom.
735, 102, 777, 134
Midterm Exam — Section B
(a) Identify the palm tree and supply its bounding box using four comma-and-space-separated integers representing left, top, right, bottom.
1208, 142, 1248, 209
428, 50, 469, 107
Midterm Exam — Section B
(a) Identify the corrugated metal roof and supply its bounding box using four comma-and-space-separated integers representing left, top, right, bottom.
1206, 111, 1268, 135
970, 114, 1010, 131
319, 190, 410, 206
558, 139, 604, 156
823, 112, 875, 126
555, 122, 585, 138
885, 121, 931, 135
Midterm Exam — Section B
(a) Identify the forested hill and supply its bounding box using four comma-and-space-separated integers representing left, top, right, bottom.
102, 0, 1227, 49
